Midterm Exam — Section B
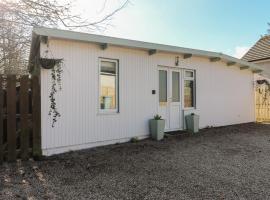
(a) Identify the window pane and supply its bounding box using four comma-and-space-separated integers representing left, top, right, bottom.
101, 61, 116, 74
172, 71, 180, 102
184, 80, 194, 107
159, 70, 167, 102
100, 60, 117, 110
185, 71, 194, 78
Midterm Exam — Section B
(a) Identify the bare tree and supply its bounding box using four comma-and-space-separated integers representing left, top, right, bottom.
0, 12, 29, 74
0, 0, 129, 74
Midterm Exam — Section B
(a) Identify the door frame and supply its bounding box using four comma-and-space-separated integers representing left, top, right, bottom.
157, 65, 184, 132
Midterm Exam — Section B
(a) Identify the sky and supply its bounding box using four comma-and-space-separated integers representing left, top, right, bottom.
72, 0, 270, 58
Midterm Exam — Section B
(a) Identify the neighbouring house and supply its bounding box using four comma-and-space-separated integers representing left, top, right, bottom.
242, 35, 270, 79
29, 27, 267, 156
242, 35, 270, 122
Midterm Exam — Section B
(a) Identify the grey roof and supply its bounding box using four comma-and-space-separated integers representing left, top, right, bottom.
31, 27, 268, 77
242, 35, 270, 62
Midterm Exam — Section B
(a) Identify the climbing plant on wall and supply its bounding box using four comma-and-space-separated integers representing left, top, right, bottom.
256, 79, 270, 102
40, 58, 63, 127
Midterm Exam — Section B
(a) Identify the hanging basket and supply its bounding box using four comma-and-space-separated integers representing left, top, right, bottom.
40, 58, 63, 69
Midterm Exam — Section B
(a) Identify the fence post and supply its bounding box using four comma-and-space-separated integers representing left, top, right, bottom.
7, 75, 17, 162
20, 76, 29, 160
32, 76, 41, 159
0, 76, 3, 164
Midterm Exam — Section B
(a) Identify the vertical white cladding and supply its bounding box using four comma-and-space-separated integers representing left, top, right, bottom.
40, 39, 255, 155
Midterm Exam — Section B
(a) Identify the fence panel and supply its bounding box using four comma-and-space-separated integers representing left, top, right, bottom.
7, 75, 17, 162
256, 85, 270, 122
0, 75, 41, 163
0, 77, 3, 164
32, 76, 41, 158
20, 76, 30, 160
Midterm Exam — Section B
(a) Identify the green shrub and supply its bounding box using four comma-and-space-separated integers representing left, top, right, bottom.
130, 137, 139, 143
154, 114, 162, 120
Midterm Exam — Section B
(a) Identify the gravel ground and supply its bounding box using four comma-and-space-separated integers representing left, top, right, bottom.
1, 123, 270, 200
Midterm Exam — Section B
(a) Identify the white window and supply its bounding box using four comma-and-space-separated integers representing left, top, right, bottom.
99, 58, 119, 113
184, 70, 196, 108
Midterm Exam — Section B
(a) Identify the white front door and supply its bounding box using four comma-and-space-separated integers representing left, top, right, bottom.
158, 67, 183, 131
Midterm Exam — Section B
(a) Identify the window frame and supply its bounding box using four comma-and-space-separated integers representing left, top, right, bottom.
183, 69, 196, 109
98, 58, 119, 114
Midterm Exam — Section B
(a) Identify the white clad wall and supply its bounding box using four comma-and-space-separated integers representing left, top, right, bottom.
40, 39, 255, 155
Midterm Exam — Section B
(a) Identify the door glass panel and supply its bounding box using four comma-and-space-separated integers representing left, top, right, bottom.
159, 70, 167, 102
172, 71, 180, 102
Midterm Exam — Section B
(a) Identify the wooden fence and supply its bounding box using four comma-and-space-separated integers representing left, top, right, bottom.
0, 75, 41, 164
256, 84, 270, 122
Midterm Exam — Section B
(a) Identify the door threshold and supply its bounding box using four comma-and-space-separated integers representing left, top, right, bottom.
165, 128, 184, 132
165, 129, 186, 135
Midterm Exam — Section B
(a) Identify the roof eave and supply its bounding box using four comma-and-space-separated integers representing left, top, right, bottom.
32, 27, 267, 77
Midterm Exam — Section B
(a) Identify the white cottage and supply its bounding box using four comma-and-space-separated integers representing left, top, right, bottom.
29, 27, 266, 156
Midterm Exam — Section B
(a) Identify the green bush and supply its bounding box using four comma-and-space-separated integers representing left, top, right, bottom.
130, 137, 139, 143
154, 114, 162, 120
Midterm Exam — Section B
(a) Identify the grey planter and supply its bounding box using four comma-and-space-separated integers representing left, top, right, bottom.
185, 114, 200, 133
149, 119, 165, 140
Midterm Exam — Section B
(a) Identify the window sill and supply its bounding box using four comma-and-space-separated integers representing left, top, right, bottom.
97, 111, 119, 116
183, 107, 196, 111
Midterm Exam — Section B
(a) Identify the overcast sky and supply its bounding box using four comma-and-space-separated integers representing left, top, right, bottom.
70, 0, 270, 58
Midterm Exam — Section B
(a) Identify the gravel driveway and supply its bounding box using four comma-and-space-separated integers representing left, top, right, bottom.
1, 123, 270, 200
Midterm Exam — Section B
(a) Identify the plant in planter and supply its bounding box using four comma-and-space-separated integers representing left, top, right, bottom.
149, 114, 165, 140
185, 113, 200, 133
